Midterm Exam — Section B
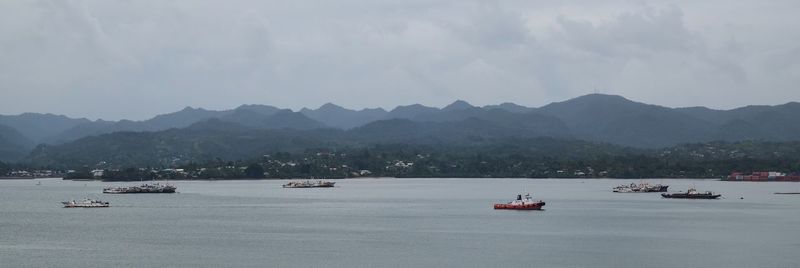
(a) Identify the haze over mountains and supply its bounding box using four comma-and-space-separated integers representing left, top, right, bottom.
1, 94, 799, 165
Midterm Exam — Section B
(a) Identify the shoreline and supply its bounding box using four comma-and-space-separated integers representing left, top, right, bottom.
54, 177, 739, 182
0, 176, 40, 180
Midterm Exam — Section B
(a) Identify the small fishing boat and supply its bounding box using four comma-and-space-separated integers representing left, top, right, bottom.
493, 193, 545, 210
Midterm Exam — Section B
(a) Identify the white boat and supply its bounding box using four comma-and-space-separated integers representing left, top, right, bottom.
62, 198, 110, 208
613, 182, 668, 193
282, 180, 335, 188
103, 183, 177, 194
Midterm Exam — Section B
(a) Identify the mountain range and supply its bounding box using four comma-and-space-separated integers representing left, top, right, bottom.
2, 94, 799, 166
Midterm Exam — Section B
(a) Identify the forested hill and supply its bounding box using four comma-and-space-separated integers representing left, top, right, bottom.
24, 114, 800, 176
3, 94, 800, 165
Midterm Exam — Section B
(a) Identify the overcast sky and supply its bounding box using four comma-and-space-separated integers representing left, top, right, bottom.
1, 0, 799, 120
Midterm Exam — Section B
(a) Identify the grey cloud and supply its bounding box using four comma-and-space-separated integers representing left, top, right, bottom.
543, 5, 756, 102
554, 6, 696, 58
0, 0, 798, 120
443, 2, 532, 49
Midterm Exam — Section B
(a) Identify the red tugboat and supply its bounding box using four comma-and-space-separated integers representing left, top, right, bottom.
494, 193, 545, 210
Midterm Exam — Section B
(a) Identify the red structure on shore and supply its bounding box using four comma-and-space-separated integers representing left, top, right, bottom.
724, 171, 800, 182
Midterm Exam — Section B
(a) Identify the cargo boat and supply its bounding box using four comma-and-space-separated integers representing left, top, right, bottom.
282, 180, 335, 188
62, 198, 110, 208
661, 188, 721, 199
613, 182, 669, 193
103, 183, 176, 194
494, 193, 545, 210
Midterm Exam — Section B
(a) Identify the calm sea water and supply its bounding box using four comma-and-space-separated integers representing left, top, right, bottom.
1, 178, 798, 268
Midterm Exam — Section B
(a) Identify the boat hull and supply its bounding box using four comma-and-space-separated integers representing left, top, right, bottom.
493, 202, 545, 210
63, 204, 110, 208
103, 189, 176, 194
282, 181, 335, 188
661, 193, 721, 199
